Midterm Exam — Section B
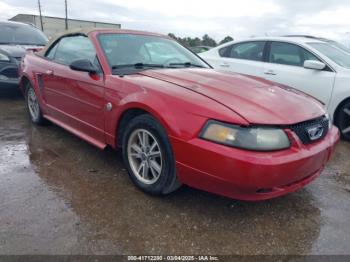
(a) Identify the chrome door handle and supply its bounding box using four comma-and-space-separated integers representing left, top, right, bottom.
220, 63, 230, 68
264, 69, 276, 75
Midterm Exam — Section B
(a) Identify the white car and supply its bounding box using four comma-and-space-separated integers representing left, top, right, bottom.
200, 36, 350, 141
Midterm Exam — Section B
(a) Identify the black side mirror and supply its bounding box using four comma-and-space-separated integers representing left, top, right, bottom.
70, 59, 97, 74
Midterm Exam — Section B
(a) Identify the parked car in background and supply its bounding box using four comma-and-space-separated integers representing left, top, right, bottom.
189, 46, 212, 54
200, 36, 350, 141
19, 29, 338, 201
0, 21, 47, 89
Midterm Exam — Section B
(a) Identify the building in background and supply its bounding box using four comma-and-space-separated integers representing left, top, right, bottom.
9, 14, 121, 39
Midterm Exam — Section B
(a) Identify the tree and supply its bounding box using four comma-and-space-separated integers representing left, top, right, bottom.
168, 33, 177, 40
201, 34, 217, 47
168, 33, 219, 47
188, 37, 202, 47
219, 36, 234, 45
168, 33, 190, 47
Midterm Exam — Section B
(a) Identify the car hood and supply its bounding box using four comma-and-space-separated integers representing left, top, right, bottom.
140, 68, 325, 125
0, 44, 43, 58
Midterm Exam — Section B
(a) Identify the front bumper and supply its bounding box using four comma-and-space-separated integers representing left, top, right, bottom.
0, 78, 19, 89
0, 63, 20, 89
171, 126, 340, 201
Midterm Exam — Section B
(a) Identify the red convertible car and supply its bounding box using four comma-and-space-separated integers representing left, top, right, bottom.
19, 29, 339, 200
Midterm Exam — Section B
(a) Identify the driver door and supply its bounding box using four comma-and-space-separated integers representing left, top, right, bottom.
42, 35, 106, 145
263, 41, 336, 105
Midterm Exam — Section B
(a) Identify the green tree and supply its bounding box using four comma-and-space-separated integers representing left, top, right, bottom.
168, 33, 177, 40
168, 33, 218, 47
201, 34, 217, 47
219, 36, 234, 45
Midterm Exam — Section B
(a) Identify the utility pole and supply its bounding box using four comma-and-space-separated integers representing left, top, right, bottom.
38, 0, 44, 31
65, 0, 68, 30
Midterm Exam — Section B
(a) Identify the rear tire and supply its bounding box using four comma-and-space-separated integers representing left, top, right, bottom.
122, 114, 181, 195
25, 83, 46, 125
335, 100, 350, 142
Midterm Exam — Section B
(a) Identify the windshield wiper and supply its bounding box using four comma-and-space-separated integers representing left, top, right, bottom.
168, 62, 206, 68
0, 42, 46, 46
112, 63, 165, 70
18, 43, 46, 46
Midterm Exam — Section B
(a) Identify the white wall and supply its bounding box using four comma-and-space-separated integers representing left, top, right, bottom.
10, 14, 121, 39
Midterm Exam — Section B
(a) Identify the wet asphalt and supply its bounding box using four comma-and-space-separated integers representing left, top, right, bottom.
0, 90, 349, 255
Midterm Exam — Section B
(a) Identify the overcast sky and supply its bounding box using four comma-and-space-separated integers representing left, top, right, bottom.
1, 0, 350, 42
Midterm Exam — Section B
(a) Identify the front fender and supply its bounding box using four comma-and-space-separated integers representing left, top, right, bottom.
103, 75, 247, 149
105, 89, 186, 148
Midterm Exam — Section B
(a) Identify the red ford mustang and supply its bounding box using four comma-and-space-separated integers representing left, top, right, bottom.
19, 29, 339, 201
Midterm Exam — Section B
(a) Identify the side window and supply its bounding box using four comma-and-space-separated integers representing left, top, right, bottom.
269, 42, 320, 67
225, 41, 265, 61
301, 48, 320, 62
53, 35, 96, 66
219, 45, 230, 57
45, 41, 59, 59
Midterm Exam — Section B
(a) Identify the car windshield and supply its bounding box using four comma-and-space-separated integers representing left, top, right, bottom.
327, 41, 350, 53
0, 23, 48, 46
98, 33, 209, 73
308, 42, 350, 69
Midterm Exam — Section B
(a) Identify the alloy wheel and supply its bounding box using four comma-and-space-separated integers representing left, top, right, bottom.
127, 128, 163, 185
27, 88, 40, 121
340, 106, 350, 140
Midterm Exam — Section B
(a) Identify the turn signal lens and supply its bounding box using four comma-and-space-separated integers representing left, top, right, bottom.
201, 123, 238, 144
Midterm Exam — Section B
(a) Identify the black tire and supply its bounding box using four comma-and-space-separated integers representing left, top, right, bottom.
335, 100, 350, 142
122, 114, 181, 195
25, 83, 46, 125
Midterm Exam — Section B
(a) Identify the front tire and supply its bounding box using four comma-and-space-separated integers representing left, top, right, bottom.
25, 83, 45, 125
335, 101, 350, 142
122, 114, 181, 195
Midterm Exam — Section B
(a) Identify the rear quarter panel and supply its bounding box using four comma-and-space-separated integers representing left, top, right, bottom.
20, 52, 48, 107
328, 72, 350, 120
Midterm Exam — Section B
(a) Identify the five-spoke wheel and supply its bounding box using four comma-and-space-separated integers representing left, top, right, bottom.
122, 114, 181, 195
335, 101, 350, 142
25, 83, 45, 125
27, 88, 40, 120
127, 129, 162, 185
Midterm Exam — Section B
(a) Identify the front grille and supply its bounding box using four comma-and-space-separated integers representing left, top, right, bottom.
0, 66, 19, 79
288, 116, 329, 144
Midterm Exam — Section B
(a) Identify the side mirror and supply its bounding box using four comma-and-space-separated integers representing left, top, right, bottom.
303, 60, 326, 70
70, 59, 98, 74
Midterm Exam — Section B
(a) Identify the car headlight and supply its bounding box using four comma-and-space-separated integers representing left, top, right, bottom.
200, 120, 290, 151
0, 53, 10, 62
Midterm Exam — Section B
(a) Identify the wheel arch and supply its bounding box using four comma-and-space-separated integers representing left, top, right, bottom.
111, 99, 181, 149
19, 74, 33, 94
116, 107, 150, 148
